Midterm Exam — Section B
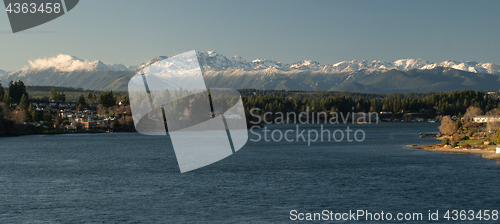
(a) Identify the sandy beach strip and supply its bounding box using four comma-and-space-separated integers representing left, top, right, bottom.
406, 144, 500, 161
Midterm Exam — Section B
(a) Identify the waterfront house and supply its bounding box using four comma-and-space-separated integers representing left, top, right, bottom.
473, 116, 500, 123
80, 121, 97, 129
64, 125, 77, 131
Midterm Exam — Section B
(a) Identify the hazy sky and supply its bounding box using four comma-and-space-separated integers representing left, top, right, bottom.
1, 0, 500, 71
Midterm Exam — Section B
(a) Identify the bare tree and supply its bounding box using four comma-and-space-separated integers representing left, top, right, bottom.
439, 115, 456, 135
486, 108, 500, 131
0, 102, 9, 119
486, 122, 500, 132
9, 110, 27, 124
87, 98, 97, 105
118, 106, 125, 116
97, 104, 105, 115
110, 105, 119, 117
486, 108, 500, 116
125, 106, 131, 116
463, 106, 483, 122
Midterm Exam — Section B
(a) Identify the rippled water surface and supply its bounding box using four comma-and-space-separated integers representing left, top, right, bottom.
1, 123, 499, 223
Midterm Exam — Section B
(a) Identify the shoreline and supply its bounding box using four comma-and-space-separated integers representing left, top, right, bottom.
406, 144, 500, 161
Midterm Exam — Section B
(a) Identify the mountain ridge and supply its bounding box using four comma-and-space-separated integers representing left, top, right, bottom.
1, 51, 500, 93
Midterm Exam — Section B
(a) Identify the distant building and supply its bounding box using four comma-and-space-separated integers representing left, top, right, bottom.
80, 121, 97, 129
414, 117, 424, 122
419, 108, 432, 113
473, 116, 500, 123
64, 125, 77, 131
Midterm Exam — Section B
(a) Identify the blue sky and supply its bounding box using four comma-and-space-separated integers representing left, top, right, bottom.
1, 0, 500, 71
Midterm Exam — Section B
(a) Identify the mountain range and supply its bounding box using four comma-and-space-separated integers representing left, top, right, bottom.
1, 51, 500, 93
0, 69, 9, 77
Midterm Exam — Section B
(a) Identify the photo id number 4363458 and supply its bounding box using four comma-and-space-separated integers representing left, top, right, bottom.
6, 3, 62, 14
443, 210, 498, 221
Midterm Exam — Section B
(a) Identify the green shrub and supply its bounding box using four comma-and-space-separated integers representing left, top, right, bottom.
495, 129, 500, 145
461, 135, 469, 140
442, 138, 450, 145
452, 142, 459, 147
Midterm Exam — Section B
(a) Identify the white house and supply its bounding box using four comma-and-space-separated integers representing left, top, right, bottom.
497, 145, 500, 154
473, 116, 500, 123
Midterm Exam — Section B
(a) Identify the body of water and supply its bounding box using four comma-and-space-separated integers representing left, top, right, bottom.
0, 123, 499, 223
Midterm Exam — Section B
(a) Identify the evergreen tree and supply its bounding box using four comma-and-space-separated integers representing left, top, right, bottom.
55, 114, 62, 125
97, 91, 115, 107
58, 91, 66, 102
0, 81, 4, 100
20, 94, 29, 110
7, 80, 28, 104
27, 104, 34, 122
3, 92, 11, 106
31, 110, 38, 122
495, 129, 500, 145
78, 94, 86, 108
455, 119, 462, 131
50, 87, 57, 100
121, 95, 130, 104
44, 111, 53, 126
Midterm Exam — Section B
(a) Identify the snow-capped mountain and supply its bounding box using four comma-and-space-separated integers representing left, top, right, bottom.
5, 51, 500, 75
23, 54, 134, 72
0, 69, 9, 77
1, 51, 500, 92
194, 52, 500, 75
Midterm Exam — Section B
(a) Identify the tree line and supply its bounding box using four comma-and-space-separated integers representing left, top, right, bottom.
242, 89, 500, 116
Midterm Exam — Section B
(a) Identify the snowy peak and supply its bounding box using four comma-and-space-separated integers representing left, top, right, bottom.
197, 51, 235, 69
430, 60, 499, 74
24, 54, 133, 72
5, 52, 500, 77
0, 69, 9, 77
393, 58, 431, 70
139, 55, 169, 69
251, 59, 282, 69
291, 60, 320, 69
24, 52, 500, 75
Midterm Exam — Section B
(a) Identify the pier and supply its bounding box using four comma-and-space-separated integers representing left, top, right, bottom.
420, 133, 438, 138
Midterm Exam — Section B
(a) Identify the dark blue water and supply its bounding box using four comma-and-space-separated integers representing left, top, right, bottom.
0, 123, 499, 223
